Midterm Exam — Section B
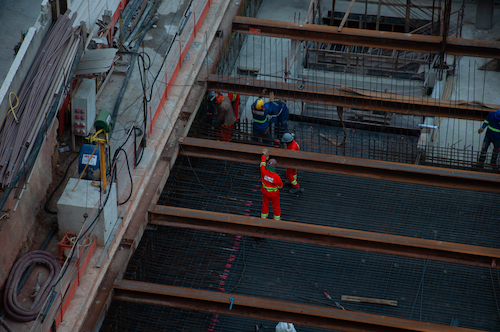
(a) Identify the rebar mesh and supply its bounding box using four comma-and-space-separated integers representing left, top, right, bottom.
109, 225, 500, 331
101, 300, 336, 332
158, 156, 500, 247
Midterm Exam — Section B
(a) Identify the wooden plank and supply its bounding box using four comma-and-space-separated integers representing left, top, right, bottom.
341, 295, 398, 306
337, 0, 356, 32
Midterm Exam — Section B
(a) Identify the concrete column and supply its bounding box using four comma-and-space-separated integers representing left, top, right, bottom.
476, 0, 494, 29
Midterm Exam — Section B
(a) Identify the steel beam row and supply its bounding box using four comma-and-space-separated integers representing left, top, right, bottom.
232, 16, 500, 58
149, 205, 500, 269
114, 279, 482, 332
179, 137, 500, 194
207, 74, 496, 122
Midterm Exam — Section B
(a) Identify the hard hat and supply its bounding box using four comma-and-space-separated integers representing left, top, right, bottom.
267, 158, 277, 167
255, 98, 264, 110
281, 133, 294, 143
276, 322, 296, 332
208, 91, 216, 102
495, 109, 500, 120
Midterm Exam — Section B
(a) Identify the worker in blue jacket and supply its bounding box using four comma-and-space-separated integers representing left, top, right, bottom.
252, 97, 271, 144
265, 99, 289, 140
478, 109, 500, 166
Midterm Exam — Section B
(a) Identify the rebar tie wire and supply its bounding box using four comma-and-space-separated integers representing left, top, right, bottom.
8, 92, 19, 124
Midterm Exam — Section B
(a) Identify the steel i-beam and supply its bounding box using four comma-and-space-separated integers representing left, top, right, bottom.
179, 137, 500, 194
113, 280, 483, 332
207, 74, 496, 121
232, 16, 500, 58
149, 205, 500, 269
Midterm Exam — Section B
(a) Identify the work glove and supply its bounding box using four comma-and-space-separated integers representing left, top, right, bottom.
478, 128, 484, 134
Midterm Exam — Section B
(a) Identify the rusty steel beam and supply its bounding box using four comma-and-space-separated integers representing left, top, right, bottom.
232, 16, 500, 58
114, 280, 481, 332
149, 206, 500, 269
179, 137, 500, 194
207, 74, 495, 121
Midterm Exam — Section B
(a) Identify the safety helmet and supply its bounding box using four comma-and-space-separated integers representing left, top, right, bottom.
276, 322, 296, 332
281, 133, 294, 143
495, 109, 500, 120
255, 98, 264, 110
208, 91, 216, 102
267, 158, 277, 167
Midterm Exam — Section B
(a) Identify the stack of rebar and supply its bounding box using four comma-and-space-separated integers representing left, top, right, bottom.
0, 11, 80, 187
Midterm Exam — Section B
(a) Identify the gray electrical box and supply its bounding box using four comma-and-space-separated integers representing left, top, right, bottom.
56, 178, 117, 246
71, 79, 96, 136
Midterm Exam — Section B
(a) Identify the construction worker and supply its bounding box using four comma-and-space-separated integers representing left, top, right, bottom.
225, 93, 240, 120
477, 109, 500, 167
260, 148, 283, 220
252, 97, 271, 144
281, 133, 302, 194
208, 91, 237, 141
266, 99, 289, 139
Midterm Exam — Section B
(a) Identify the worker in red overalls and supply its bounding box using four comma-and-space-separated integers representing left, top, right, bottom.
260, 148, 283, 220
281, 133, 303, 195
208, 91, 239, 141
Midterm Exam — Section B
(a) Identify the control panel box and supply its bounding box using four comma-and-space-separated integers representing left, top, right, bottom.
71, 79, 96, 136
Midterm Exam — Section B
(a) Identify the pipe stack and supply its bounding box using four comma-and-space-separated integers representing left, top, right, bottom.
0, 11, 80, 187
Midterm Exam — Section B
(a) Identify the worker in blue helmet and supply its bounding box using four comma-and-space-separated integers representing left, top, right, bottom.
266, 99, 289, 140
251, 96, 271, 144
478, 109, 500, 167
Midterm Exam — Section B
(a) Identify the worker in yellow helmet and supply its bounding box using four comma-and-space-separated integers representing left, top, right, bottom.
251, 96, 271, 144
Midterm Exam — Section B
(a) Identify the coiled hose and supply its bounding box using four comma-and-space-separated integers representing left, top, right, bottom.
0, 317, 14, 332
3, 250, 60, 322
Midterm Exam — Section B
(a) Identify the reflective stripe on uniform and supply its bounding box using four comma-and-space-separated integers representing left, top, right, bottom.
260, 162, 266, 166
254, 117, 267, 123
274, 215, 281, 220
488, 125, 500, 133
262, 183, 278, 191
261, 213, 268, 219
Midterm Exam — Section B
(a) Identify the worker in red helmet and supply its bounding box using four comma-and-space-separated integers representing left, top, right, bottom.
281, 133, 302, 195
208, 91, 237, 141
260, 148, 283, 220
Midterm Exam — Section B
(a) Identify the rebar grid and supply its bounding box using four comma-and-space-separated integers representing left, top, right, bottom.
115, 225, 500, 331
101, 300, 336, 332
100, 301, 213, 331
211, 30, 498, 172
158, 156, 500, 248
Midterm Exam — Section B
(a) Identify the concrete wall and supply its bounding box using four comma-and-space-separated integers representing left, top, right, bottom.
0, 118, 59, 290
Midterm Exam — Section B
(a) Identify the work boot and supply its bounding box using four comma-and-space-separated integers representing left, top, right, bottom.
290, 187, 302, 194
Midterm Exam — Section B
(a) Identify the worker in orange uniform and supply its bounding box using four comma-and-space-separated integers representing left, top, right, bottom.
281, 133, 303, 195
225, 93, 240, 120
208, 91, 237, 141
260, 148, 283, 220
